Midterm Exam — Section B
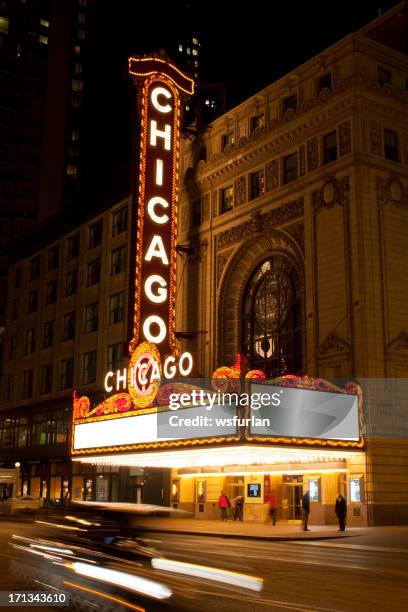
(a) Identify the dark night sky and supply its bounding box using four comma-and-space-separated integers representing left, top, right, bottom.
82, 0, 402, 193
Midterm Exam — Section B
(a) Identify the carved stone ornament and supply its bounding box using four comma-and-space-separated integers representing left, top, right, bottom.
339, 121, 351, 156
285, 222, 305, 253
299, 145, 306, 176
212, 190, 218, 217
312, 175, 349, 213
387, 331, 408, 353
216, 198, 304, 249
319, 332, 350, 356
369, 121, 382, 156
376, 174, 408, 208
265, 159, 279, 191
307, 137, 318, 171
216, 249, 234, 286
235, 176, 247, 206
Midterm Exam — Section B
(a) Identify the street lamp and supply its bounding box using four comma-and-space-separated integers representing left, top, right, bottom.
14, 462, 21, 497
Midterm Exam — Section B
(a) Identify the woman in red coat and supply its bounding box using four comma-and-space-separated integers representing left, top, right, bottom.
218, 490, 230, 521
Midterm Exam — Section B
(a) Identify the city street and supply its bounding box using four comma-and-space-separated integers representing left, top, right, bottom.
0, 520, 408, 611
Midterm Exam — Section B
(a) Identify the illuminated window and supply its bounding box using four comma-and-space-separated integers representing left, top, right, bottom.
318, 72, 332, 94
60, 357, 74, 390
25, 329, 35, 355
73, 44, 81, 54
283, 152, 298, 184
28, 289, 38, 313
62, 312, 76, 341
38, 34, 48, 45
45, 280, 57, 305
78, 28, 86, 40
87, 259, 100, 286
178, 44, 183, 52
88, 220, 102, 249
109, 292, 124, 325
186, 47, 191, 55
192, 48, 198, 56
221, 185, 233, 213
9, 335, 16, 360
48, 246, 59, 271
40, 18, 50, 28
221, 132, 235, 149
378, 66, 391, 87
242, 256, 302, 377
65, 270, 78, 296
112, 207, 128, 236
66, 163, 78, 177
85, 302, 98, 333
67, 233, 79, 259
74, 61, 82, 74
83, 350, 97, 385
250, 170, 265, 199
111, 245, 126, 275
323, 131, 337, 164
7, 375, 14, 403
0, 16, 9, 33
192, 37, 198, 44
30, 256, 40, 280
107, 342, 123, 371
384, 128, 399, 162
40, 364, 53, 395
43, 320, 54, 349
22, 370, 34, 399
282, 94, 297, 115
71, 78, 83, 92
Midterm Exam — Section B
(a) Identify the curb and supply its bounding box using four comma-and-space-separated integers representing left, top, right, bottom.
136, 526, 355, 542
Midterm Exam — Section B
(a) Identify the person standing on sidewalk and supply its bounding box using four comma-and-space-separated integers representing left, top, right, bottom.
218, 490, 230, 521
335, 494, 347, 531
233, 495, 244, 521
268, 490, 278, 525
301, 490, 310, 531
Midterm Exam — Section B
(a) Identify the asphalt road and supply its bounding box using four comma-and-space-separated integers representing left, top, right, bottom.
0, 521, 408, 611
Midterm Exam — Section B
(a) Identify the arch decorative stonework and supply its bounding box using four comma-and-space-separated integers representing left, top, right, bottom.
217, 231, 304, 367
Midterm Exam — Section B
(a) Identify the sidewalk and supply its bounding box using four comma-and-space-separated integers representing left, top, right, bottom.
135, 516, 371, 540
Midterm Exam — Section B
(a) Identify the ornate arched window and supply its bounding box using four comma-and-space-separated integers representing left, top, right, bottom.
241, 256, 302, 377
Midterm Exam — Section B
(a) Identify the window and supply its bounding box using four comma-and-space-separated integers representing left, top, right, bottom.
88, 220, 102, 249
67, 234, 80, 260
9, 335, 16, 360
283, 94, 297, 114
250, 114, 264, 132
71, 78, 83, 92
250, 170, 265, 200
318, 73, 332, 94
112, 207, 128, 236
0, 16, 9, 33
48, 246, 59, 271
191, 200, 201, 227
12, 298, 19, 320
43, 321, 54, 348
65, 270, 78, 296
83, 350, 97, 385
63, 312, 75, 341
378, 66, 391, 87
66, 163, 78, 177
109, 292, 124, 325
221, 186, 233, 213
87, 259, 100, 286
384, 129, 399, 162
7, 375, 14, 403
111, 246, 126, 275
85, 303, 98, 333
40, 364, 53, 395
28, 289, 38, 313
38, 34, 48, 45
25, 329, 35, 355
60, 358, 74, 390
45, 280, 57, 305
241, 257, 302, 378
30, 256, 40, 280
23, 370, 34, 399
283, 152, 298, 184
350, 478, 362, 502
14, 267, 21, 289
221, 132, 235, 149
107, 343, 123, 371
308, 478, 320, 501
323, 131, 338, 164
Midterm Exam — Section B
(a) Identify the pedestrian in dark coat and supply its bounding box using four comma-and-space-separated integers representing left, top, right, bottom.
335, 494, 347, 531
233, 495, 244, 521
301, 491, 310, 531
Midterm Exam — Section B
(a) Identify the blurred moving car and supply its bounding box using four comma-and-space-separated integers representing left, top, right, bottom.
7, 495, 43, 514
9, 502, 264, 611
